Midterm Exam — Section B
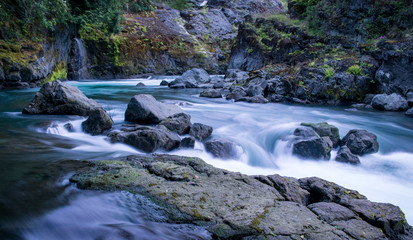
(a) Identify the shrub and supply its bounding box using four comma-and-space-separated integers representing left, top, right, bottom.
346, 65, 362, 76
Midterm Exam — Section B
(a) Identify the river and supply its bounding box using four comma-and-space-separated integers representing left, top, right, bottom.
1, 77, 413, 239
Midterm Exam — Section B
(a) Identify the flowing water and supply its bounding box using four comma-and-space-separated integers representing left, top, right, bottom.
1, 77, 413, 239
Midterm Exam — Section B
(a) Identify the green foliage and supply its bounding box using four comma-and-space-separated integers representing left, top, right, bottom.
323, 67, 335, 79
346, 65, 362, 76
164, 0, 193, 11
43, 62, 67, 83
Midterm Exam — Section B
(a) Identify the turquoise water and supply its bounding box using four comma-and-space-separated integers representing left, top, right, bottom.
1, 78, 413, 239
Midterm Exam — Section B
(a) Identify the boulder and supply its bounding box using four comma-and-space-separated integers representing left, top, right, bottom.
125, 94, 183, 124
136, 82, 146, 87
294, 127, 319, 139
407, 92, 413, 107
64, 123, 75, 132
69, 154, 413, 240
205, 139, 240, 159
224, 69, 249, 83
22, 80, 101, 116
168, 68, 210, 89
159, 112, 192, 135
406, 108, 413, 117
301, 122, 340, 147
168, 78, 187, 89
189, 123, 213, 141
335, 146, 360, 165
292, 137, 333, 160
160, 80, 169, 86
226, 86, 247, 100
372, 93, 409, 111
199, 89, 222, 98
246, 78, 268, 97
108, 125, 181, 153
341, 129, 379, 155
180, 137, 195, 149
82, 108, 113, 135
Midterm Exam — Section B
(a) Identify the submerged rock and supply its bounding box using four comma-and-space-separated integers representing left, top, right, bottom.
205, 139, 240, 159
372, 93, 409, 111
125, 94, 183, 124
235, 95, 269, 103
108, 126, 181, 153
69, 154, 413, 240
180, 137, 195, 149
200, 89, 222, 98
341, 129, 379, 156
301, 122, 340, 147
335, 146, 360, 165
160, 80, 169, 86
189, 123, 213, 141
136, 82, 146, 87
292, 136, 333, 160
82, 108, 113, 135
159, 112, 192, 135
22, 80, 101, 116
406, 108, 413, 117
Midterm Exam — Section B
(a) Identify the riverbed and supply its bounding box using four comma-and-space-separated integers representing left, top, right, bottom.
1, 77, 412, 239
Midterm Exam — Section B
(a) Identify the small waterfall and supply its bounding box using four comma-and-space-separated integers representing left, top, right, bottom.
68, 38, 88, 80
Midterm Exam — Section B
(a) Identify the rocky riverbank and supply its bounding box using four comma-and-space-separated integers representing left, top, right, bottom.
68, 154, 413, 239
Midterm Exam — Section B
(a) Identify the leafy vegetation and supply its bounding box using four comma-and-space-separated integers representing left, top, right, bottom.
0, 0, 154, 42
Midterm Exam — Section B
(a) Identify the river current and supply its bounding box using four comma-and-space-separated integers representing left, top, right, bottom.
1, 77, 413, 239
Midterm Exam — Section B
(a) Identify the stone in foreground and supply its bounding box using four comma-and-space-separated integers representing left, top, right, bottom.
125, 94, 183, 124
69, 154, 413, 240
22, 80, 101, 116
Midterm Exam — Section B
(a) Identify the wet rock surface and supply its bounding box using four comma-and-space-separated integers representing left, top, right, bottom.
22, 80, 101, 116
341, 129, 379, 156
69, 154, 413, 240
125, 94, 183, 124
82, 108, 113, 135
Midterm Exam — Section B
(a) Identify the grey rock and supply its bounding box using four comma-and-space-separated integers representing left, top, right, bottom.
292, 136, 333, 160
168, 68, 210, 89
341, 129, 379, 156
205, 139, 240, 159
108, 126, 181, 153
159, 112, 192, 135
125, 94, 183, 124
301, 122, 340, 147
407, 92, 413, 107
226, 86, 247, 100
332, 219, 388, 240
213, 81, 224, 89
64, 123, 75, 132
180, 137, 195, 149
235, 95, 269, 103
246, 78, 268, 97
335, 146, 360, 165
345, 199, 411, 239
136, 82, 146, 87
255, 175, 310, 205
224, 69, 249, 84
200, 89, 222, 98
308, 202, 356, 223
22, 80, 101, 116
294, 127, 319, 139
82, 108, 113, 135
189, 123, 213, 141
372, 93, 409, 111
406, 108, 413, 117
160, 80, 169, 86
69, 153, 413, 240
168, 77, 196, 88
299, 177, 367, 205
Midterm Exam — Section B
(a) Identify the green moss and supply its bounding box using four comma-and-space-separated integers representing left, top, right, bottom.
323, 67, 335, 79
346, 65, 362, 76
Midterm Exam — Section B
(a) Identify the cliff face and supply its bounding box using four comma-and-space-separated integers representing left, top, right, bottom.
0, 27, 72, 89
70, 0, 285, 79
226, 0, 413, 105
